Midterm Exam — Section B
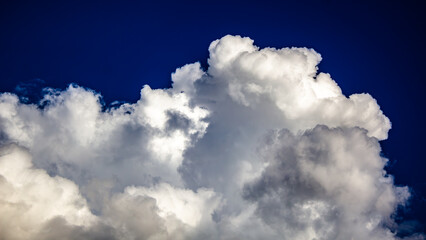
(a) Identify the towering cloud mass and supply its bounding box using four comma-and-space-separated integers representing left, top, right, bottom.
0, 35, 421, 239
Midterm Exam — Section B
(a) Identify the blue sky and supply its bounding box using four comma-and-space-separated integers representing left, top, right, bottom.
0, 0, 425, 238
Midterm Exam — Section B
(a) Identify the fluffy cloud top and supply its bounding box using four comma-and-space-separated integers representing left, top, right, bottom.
0, 35, 420, 240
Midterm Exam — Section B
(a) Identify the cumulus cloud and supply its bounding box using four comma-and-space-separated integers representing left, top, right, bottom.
0, 35, 421, 239
0, 144, 97, 240
0, 84, 208, 188
205, 35, 390, 140
243, 126, 409, 239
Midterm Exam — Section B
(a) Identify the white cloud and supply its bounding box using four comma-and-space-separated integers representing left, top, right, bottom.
242, 126, 409, 239
172, 62, 205, 96
0, 35, 421, 239
104, 184, 220, 240
0, 84, 209, 188
206, 35, 390, 140
124, 183, 220, 228
0, 144, 97, 240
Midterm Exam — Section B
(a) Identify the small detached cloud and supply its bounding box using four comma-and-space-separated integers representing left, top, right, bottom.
0, 35, 422, 240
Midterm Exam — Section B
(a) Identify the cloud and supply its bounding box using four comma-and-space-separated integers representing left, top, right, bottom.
0, 35, 422, 239
0, 84, 208, 188
243, 125, 409, 239
0, 144, 97, 240
204, 35, 390, 140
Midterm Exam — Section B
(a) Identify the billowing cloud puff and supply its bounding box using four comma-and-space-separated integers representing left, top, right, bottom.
0, 84, 208, 188
0, 35, 421, 239
243, 126, 409, 240
206, 35, 390, 140
0, 144, 97, 240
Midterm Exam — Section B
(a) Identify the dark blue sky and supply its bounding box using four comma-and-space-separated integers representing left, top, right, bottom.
1, 0, 425, 234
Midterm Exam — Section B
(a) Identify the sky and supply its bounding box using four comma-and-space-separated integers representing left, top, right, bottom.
0, 0, 425, 239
